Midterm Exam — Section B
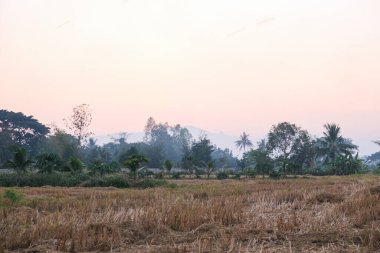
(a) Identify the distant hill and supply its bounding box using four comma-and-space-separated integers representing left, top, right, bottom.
94, 126, 242, 157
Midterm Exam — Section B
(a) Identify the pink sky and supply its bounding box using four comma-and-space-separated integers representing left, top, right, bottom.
1, 0, 379, 155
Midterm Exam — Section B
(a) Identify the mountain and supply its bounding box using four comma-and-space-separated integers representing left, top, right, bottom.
94, 126, 242, 156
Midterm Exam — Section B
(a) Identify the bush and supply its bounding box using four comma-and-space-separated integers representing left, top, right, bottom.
172, 173, 181, 179
217, 171, 229, 180
269, 170, 281, 179
132, 179, 167, 189
0, 173, 167, 189
82, 175, 130, 188
0, 173, 87, 187
154, 172, 164, 179
233, 173, 241, 180
3, 189, 23, 203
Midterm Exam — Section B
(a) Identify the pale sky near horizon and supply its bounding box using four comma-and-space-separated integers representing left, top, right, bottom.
1, 0, 379, 155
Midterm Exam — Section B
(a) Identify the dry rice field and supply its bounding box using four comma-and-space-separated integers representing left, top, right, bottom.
1, 176, 380, 252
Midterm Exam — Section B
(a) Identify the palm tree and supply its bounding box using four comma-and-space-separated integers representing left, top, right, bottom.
316, 123, 357, 171
235, 132, 253, 153
4, 148, 33, 173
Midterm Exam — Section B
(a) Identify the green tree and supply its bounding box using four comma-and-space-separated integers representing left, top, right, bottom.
246, 148, 274, 178
4, 147, 33, 173
164, 159, 173, 174
267, 122, 308, 177
288, 131, 316, 174
143, 117, 192, 167
191, 137, 215, 168
235, 132, 253, 153
64, 104, 93, 147
35, 153, 62, 173
206, 160, 215, 179
39, 127, 78, 161
89, 160, 119, 175
315, 123, 357, 172
0, 110, 49, 157
333, 153, 363, 175
124, 154, 148, 180
65, 157, 83, 173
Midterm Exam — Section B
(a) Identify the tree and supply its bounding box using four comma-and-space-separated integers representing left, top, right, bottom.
206, 160, 215, 179
89, 160, 119, 175
164, 160, 173, 174
191, 137, 215, 168
333, 153, 364, 175
246, 147, 274, 178
124, 154, 148, 180
39, 127, 78, 161
64, 104, 93, 147
315, 123, 357, 172
65, 157, 83, 173
267, 122, 308, 177
143, 117, 193, 166
4, 147, 33, 173
35, 153, 62, 173
0, 110, 49, 157
288, 131, 316, 174
235, 132, 253, 153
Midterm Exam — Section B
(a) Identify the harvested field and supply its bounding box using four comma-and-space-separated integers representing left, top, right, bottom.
1, 176, 380, 252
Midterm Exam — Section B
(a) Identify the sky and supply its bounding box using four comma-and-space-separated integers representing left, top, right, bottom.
0, 0, 379, 155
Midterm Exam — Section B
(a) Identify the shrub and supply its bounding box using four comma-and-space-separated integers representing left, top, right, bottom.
82, 175, 130, 188
233, 173, 241, 180
172, 173, 181, 179
132, 179, 167, 189
3, 189, 23, 203
269, 170, 281, 179
217, 171, 229, 180
154, 172, 164, 179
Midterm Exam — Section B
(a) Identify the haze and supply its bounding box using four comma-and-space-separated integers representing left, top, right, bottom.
1, 0, 379, 155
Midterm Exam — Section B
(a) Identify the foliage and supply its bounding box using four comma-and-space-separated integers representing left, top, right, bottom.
39, 127, 79, 161
144, 117, 192, 167
89, 160, 120, 175
235, 132, 253, 152
205, 160, 215, 179
0, 173, 89, 187
65, 157, 84, 173
330, 153, 365, 175
3, 189, 23, 203
35, 153, 62, 173
216, 171, 229, 180
131, 179, 167, 189
267, 122, 309, 177
64, 104, 93, 146
0, 110, 49, 157
163, 159, 173, 173
246, 147, 274, 177
315, 123, 358, 170
81, 174, 130, 188
172, 173, 181, 179
190, 137, 215, 167
212, 148, 238, 168
4, 147, 33, 173
124, 154, 148, 180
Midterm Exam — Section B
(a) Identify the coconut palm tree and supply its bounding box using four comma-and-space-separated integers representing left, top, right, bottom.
316, 123, 357, 171
4, 147, 33, 173
235, 132, 253, 153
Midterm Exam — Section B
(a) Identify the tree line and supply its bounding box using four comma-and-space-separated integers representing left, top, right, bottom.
1, 105, 379, 180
